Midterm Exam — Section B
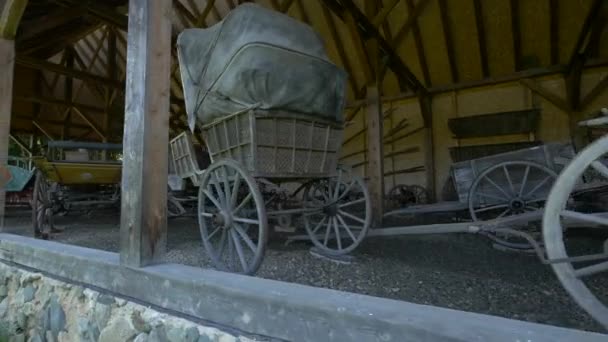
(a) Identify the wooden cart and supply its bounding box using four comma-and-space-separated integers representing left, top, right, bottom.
31, 141, 122, 238
171, 110, 371, 275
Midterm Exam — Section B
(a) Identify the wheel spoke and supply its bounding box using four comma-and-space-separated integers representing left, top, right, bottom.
206, 226, 222, 241
336, 214, 357, 243
233, 193, 252, 214
230, 229, 248, 272
475, 203, 509, 213
561, 210, 608, 227
227, 230, 234, 269
338, 197, 365, 209
503, 165, 515, 195
220, 166, 232, 207
201, 212, 214, 218
338, 209, 366, 224
574, 260, 608, 278
496, 208, 512, 219
234, 223, 256, 252
483, 175, 512, 200
591, 160, 608, 179
323, 219, 332, 246
311, 216, 327, 235
202, 190, 223, 211
333, 217, 342, 250
475, 191, 509, 202
210, 171, 226, 207
233, 217, 259, 225
523, 175, 552, 200
336, 180, 356, 202
215, 229, 228, 259
230, 172, 242, 207
518, 165, 531, 197
333, 169, 342, 200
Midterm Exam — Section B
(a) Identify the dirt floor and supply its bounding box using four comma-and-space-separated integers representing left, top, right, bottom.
3, 208, 608, 333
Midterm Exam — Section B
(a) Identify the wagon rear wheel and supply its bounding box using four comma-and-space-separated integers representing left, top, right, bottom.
303, 167, 371, 256
32, 171, 53, 239
468, 161, 557, 249
543, 135, 608, 330
198, 159, 268, 275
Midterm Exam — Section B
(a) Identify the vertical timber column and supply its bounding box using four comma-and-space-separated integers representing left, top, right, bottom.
0, 38, 15, 230
0, 0, 27, 230
120, 0, 172, 267
366, 86, 384, 228
420, 95, 436, 202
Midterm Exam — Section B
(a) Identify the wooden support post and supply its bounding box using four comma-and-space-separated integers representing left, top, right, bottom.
62, 48, 74, 140
0, 39, 15, 229
120, 0, 172, 267
366, 86, 384, 228
0, 0, 26, 229
420, 95, 435, 202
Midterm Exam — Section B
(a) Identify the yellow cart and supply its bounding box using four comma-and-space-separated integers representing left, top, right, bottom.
31, 141, 122, 238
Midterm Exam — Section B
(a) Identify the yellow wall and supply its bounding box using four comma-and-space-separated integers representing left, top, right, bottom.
340, 67, 608, 199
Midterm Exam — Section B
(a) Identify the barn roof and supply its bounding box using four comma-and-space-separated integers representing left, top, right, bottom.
10, 0, 608, 141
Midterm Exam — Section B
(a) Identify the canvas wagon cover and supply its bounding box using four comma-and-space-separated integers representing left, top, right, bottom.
177, 3, 347, 130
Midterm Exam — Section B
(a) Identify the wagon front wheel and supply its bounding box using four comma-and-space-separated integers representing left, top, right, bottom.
32, 171, 53, 239
198, 159, 268, 275
303, 167, 371, 256
543, 135, 608, 330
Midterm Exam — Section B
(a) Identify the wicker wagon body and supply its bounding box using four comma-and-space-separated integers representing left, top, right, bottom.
202, 109, 343, 179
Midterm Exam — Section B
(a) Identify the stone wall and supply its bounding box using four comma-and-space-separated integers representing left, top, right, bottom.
0, 262, 254, 342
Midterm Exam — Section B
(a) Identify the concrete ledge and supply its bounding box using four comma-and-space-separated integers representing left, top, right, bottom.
0, 233, 606, 342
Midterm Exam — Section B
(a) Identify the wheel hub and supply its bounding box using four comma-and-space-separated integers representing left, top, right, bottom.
509, 198, 526, 211
213, 212, 233, 229
323, 204, 338, 217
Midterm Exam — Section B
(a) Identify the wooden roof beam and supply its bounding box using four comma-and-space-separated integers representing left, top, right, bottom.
566, 0, 607, 109
509, 0, 521, 71
174, 0, 198, 27
372, 0, 399, 28
438, 0, 457, 83
391, 0, 430, 49
549, 0, 559, 65
17, 6, 85, 42
280, 0, 296, 13
16, 56, 124, 89
407, 0, 430, 87
50, 0, 128, 31
472, 0, 489, 78
320, 4, 361, 97
321, 0, 426, 94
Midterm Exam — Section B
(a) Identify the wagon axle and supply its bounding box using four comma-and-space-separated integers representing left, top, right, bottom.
509, 198, 526, 211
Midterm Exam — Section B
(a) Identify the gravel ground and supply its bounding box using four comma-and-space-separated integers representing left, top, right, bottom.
3, 209, 608, 333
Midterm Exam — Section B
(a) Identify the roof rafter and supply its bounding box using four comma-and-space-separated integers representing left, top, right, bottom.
49, 0, 128, 31
320, 0, 426, 94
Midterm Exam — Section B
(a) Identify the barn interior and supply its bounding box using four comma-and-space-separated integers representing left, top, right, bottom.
1, 0, 608, 340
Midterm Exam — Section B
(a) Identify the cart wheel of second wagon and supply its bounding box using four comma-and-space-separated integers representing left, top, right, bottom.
468, 161, 557, 249
32, 170, 53, 239
303, 167, 371, 256
198, 159, 268, 275
543, 135, 608, 330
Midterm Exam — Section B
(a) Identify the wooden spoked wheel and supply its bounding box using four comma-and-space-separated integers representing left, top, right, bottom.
468, 161, 557, 249
387, 184, 429, 210
32, 170, 53, 239
543, 135, 608, 330
198, 159, 268, 275
303, 167, 371, 256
